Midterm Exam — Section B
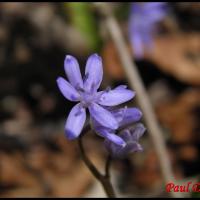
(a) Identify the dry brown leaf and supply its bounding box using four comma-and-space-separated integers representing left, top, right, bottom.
156, 89, 200, 143
102, 41, 125, 80
148, 33, 200, 86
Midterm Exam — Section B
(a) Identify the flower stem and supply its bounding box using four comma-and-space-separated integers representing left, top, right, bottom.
78, 135, 102, 181
100, 176, 116, 198
78, 130, 116, 198
105, 155, 112, 179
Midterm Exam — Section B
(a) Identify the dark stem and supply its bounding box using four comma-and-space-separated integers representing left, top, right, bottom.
78, 135, 102, 181
101, 177, 116, 198
105, 155, 112, 179
78, 127, 116, 198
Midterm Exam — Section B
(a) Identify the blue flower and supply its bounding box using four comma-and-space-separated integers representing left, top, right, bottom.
56, 54, 135, 140
104, 123, 146, 158
129, 2, 168, 59
91, 107, 143, 147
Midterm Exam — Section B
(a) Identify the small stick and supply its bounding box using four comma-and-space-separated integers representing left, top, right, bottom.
94, 3, 183, 198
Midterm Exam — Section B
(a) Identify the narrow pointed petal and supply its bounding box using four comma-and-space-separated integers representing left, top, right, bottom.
113, 107, 142, 127
98, 86, 135, 106
104, 139, 126, 158
84, 54, 103, 92
96, 127, 126, 147
64, 55, 83, 89
65, 103, 86, 140
131, 123, 146, 141
89, 103, 118, 130
120, 129, 132, 141
104, 140, 143, 159
126, 142, 143, 153
106, 133, 126, 147
56, 77, 80, 101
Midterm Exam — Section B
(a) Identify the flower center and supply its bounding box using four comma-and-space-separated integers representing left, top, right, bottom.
77, 88, 96, 108
82, 93, 94, 106
76, 85, 107, 108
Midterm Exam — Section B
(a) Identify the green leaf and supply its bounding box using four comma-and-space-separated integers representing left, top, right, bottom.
64, 3, 101, 51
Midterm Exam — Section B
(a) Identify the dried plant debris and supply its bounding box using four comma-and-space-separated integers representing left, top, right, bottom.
111, 89, 200, 195
149, 33, 200, 86
156, 89, 200, 176
0, 133, 98, 197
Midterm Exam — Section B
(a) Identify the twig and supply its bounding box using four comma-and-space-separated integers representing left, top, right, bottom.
94, 3, 184, 198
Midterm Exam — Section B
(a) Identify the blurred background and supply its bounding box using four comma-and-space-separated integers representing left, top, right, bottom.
0, 2, 199, 197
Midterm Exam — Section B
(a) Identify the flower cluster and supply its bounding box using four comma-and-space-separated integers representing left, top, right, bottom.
104, 123, 146, 158
57, 54, 145, 157
129, 2, 168, 59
